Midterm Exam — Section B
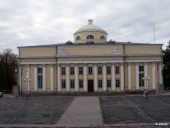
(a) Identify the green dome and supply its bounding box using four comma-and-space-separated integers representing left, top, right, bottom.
74, 20, 107, 34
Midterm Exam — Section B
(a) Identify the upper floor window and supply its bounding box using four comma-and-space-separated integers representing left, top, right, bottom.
88, 67, 93, 74
70, 67, 74, 75
86, 35, 94, 39
76, 36, 81, 41
115, 66, 120, 74
61, 67, 65, 75
79, 67, 83, 75
98, 67, 102, 74
139, 66, 144, 72
100, 36, 105, 40
38, 68, 43, 74
107, 66, 111, 74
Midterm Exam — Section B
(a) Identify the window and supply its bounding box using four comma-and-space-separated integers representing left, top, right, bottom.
86, 35, 94, 39
79, 80, 83, 88
38, 75, 43, 88
70, 67, 74, 75
98, 67, 102, 74
139, 74, 144, 86
70, 80, 74, 88
107, 66, 111, 74
61, 80, 66, 88
100, 36, 105, 40
139, 66, 144, 72
116, 79, 120, 87
79, 67, 83, 75
88, 67, 93, 74
76, 36, 81, 41
98, 80, 102, 88
38, 68, 43, 74
107, 80, 111, 88
61, 67, 65, 75
115, 66, 120, 74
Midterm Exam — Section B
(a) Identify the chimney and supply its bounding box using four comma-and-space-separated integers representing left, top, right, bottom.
88, 19, 93, 25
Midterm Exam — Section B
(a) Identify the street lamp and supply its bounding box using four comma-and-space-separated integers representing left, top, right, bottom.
143, 75, 150, 98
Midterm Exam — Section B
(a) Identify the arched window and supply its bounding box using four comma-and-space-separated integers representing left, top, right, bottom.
86, 35, 94, 39
100, 35, 105, 40
76, 36, 81, 41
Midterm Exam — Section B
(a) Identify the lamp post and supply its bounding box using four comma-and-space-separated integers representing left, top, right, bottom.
143, 75, 150, 98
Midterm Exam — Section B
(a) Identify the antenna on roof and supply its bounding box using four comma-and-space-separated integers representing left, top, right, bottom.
153, 23, 155, 44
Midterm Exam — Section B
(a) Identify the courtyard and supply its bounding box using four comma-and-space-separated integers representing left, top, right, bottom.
0, 95, 169, 127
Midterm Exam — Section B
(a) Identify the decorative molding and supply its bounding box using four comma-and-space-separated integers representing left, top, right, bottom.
58, 48, 69, 55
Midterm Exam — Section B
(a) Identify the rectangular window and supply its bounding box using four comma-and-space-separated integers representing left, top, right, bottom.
38, 75, 43, 88
70, 67, 74, 75
107, 66, 111, 74
38, 68, 43, 74
70, 80, 74, 88
107, 80, 111, 88
61, 67, 66, 75
79, 80, 83, 88
139, 66, 144, 72
116, 79, 120, 87
88, 67, 93, 74
98, 80, 102, 88
79, 67, 83, 75
139, 74, 144, 86
61, 80, 66, 88
115, 66, 120, 74
98, 67, 102, 74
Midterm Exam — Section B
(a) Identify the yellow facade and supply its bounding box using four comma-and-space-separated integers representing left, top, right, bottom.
17, 20, 163, 95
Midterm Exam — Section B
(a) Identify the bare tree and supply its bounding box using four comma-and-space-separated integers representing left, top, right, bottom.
0, 48, 17, 93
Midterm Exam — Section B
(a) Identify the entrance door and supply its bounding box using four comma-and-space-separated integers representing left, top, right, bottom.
88, 80, 94, 92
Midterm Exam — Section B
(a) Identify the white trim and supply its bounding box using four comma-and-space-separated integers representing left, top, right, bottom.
20, 62, 56, 65
34, 65, 37, 91
66, 64, 70, 92
50, 65, 54, 92
111, 64, 115, 91
57, 64, 61, 92
152, 63, 156, 89
18, 64, 22, 93
144, 63, 148, 89
26, 65, 30, 92
128, 63, 131, 90
58, 60, 124, 64
94, 64, 98, 92
136, 63, 139, 90
159, 63, 163, 84
83, 64, 87, 92
103, 64, 106, 91
125, 60, 161, 63
42, 65, 46, 91
120, 63, 124, 91
19, 56, 55, 59
75, 64, 78, 91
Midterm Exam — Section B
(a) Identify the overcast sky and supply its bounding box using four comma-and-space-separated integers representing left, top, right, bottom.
0, 0, 170, 54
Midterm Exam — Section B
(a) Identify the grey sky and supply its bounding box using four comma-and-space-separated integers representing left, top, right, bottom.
0, 0, 170, 54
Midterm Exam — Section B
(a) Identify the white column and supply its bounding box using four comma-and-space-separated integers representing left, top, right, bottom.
26, 64, 30, 92
144, 63, 148, 89
136, 63, 139, 90
18, 64, 22, 93
83, 64, 87, 92
111, 63, 115, 91
50, 64, 54, 92
42, 64, 46, 92
103, 64, 106, 91
94, 64, 98, 92
75, 64, 78, 91
128, 63, 132, 90
66, 64, 70, 92
34, 64, 37, 92
159, 62, 163, 84
120, 63, 124, 91
152, 62, 156, 90
57, 64, 61, 92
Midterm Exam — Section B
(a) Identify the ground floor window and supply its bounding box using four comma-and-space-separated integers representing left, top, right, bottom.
98, 80, 102, 88
38, 75, 43, 88
107, 80, 111, 88
139, 74, 144, 86
116, 79, 120, 87
61, 80, 66, 88
70, 80, 75, 88
79, 80, 83, 88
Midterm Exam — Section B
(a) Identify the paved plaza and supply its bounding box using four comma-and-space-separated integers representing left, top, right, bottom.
0, 95, 170, 127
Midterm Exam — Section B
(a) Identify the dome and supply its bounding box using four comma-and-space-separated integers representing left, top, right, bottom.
74, 19, 107, 34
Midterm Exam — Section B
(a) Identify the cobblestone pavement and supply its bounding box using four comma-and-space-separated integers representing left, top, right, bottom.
0, 95, 170, 127
56, 96, 103, 127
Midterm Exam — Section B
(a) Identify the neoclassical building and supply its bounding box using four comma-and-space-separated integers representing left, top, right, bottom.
18, 20, 163, 95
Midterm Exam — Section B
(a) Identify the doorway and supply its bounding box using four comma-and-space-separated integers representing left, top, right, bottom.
88, 80, 94, 92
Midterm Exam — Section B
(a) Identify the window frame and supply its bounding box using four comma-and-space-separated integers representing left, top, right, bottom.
98, 66, 102, 74
79, 80, 83, 88
107, 66, 111, 74
115, 66, 120, 74
116, 79, 120, 87
107, 80, 111, 88
98, 80, 102, 88
70, 67, 74, 75
88, 67, 93, 74
70, 80, 75, 88
79, 67, 83, 75
61, 80, 66, 89
61, 67, 66, 75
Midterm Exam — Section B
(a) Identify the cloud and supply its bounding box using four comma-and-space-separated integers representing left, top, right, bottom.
0, 0, 170, 53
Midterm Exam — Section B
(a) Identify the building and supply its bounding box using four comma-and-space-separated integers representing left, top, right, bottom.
18, 20, 163, 95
